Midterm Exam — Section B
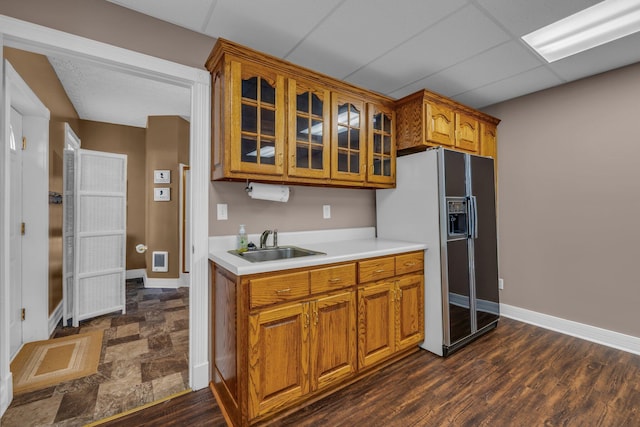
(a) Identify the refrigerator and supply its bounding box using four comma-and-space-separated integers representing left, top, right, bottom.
376, 147, 499, 356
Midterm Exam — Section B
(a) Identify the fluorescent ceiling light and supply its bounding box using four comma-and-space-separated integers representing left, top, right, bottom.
522, 0, 640, 62
246, 146, 275, 158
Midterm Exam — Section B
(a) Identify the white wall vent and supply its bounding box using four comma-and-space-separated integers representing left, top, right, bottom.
152, 251, 168, 272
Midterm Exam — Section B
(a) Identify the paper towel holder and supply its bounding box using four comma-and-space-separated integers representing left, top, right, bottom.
245, 181, 290, 202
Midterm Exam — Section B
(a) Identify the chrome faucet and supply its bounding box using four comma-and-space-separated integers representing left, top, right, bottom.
259, 229, 278, 249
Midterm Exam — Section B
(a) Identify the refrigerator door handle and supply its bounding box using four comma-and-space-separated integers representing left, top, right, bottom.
470, 196, 479, 239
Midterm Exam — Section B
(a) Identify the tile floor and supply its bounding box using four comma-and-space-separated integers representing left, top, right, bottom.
1, 279, 190, 426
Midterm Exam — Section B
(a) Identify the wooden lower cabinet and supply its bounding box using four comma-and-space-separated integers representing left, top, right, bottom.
211, 251, 424, 426
357, 273, 425, 369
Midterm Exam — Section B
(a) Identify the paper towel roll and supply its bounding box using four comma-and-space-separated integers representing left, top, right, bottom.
247, 182, 290, 202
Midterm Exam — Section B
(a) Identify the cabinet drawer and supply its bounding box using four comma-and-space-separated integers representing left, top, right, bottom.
395, 252, 423, 276
359, 256, 395, 283
310, 263, 356, 294
250, 271, 309, 308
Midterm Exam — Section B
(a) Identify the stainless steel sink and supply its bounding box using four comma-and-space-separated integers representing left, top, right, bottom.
228, 246, 326, 263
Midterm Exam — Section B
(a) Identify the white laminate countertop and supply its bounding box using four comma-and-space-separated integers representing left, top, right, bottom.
208, 227, 427, 276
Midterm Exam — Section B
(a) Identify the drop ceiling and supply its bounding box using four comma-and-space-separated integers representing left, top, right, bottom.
52, 0, 640, 127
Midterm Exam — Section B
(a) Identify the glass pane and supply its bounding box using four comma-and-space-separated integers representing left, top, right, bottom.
337, 103, 348, 124
311, 93, 323, 116
338, 126, 348, 148
337, 151, 348, 172
350, 105, 360, 128
297, 92, 309, 113
241, 137, 258, 163
310, 119, 323, 144
297, 116, 309, 141
311, 146, 323, 170
241, 104, 257, 133
374, 134, 382, 154
261, 140, 276, 165
242, 76, 258, 100
383, 158, 391, 176
350, 129, 360, 150
261, 108, 275, 136
296, 145, 309, 168
373, 157, 381, 175
383, 114, 391, 133
350, 153, 360, 174
383, 135, 392, 155
261, 79, 276, 105
373, 113, 382, 131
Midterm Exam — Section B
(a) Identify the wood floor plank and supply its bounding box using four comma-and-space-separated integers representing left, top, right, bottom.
98, 318, 640, 426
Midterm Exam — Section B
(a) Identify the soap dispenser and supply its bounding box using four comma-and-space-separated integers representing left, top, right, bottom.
237, 224, 248, 252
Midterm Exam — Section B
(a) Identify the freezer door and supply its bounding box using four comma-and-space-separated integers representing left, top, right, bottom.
470, 155, 500, 329
444, 239, 472, 345
443, 149, 466, 197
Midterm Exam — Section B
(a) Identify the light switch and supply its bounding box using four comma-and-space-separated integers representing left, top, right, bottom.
154, 187, 170, 201
154, 170, 171, 184
217, 203, 228, 220
323, 205, 331, 219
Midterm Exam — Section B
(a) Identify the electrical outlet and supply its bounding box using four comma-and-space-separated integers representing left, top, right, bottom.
217, 203, 228, 220
498, 278, 504, 290
323, 205, 331, 219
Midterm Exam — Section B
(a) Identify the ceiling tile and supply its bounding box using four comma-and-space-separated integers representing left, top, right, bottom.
48, 56, 191, 128
549, 32, 640, 82
476, 0, 602, 36
203, 0, 344, 58
344, 4, 510, 95
285, 0, 466, 79
403, 41, 544, 99
450, 66, 564, 109
107, 0, 217, 33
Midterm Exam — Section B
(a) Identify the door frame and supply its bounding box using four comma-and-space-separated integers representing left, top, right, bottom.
3, 57, 50, 375
0, 15, 211, 416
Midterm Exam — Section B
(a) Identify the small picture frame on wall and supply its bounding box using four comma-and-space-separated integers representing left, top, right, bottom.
154, 170, 171, 184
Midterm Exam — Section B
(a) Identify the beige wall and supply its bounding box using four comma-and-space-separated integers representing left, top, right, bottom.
0, 0, 215, 70
209, 182, 376, 237
483, 61, 640, 338
79, 120, 147, 270
146, 116, 190, 278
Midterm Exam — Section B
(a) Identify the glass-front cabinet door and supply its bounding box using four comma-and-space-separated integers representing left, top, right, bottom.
331, 93, 365, 182
288, 79, 330, 179
367, 104, 395, 185
230, 60, 285, 175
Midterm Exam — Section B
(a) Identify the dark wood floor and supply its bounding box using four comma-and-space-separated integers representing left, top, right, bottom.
99, 318, 640, 426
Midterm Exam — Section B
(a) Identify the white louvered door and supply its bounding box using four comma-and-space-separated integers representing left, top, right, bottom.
63, 148, 75, 325
73, 149, 127, 327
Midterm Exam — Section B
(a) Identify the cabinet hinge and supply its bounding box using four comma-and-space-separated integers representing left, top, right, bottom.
21, 222, 26, 235
22, 137, 27, 151
21, 308, 26, 321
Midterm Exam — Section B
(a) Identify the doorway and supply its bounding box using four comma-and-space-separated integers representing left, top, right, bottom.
0, 16, 211, 418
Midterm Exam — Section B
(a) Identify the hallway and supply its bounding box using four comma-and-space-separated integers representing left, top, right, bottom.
1, 279, 189, 426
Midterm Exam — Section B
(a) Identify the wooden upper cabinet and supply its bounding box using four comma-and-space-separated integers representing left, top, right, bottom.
480, 121, 498, 160
455, 112, 479, 152
230, 60, 285, 175
367, 103, 396, 185
288, 78, 330, 179
206, 38, 396, 188
331, 93, 366, 182
395, 89, 499, 157
425, 101, 455, 147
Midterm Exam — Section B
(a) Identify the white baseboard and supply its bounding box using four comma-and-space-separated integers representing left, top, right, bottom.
48, 301, 63, 336
191, 361, 210, 390
126, 269, 146, 280
144, 276, 182, 289
500, 303, 640, 356
0, 372, 13, 418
